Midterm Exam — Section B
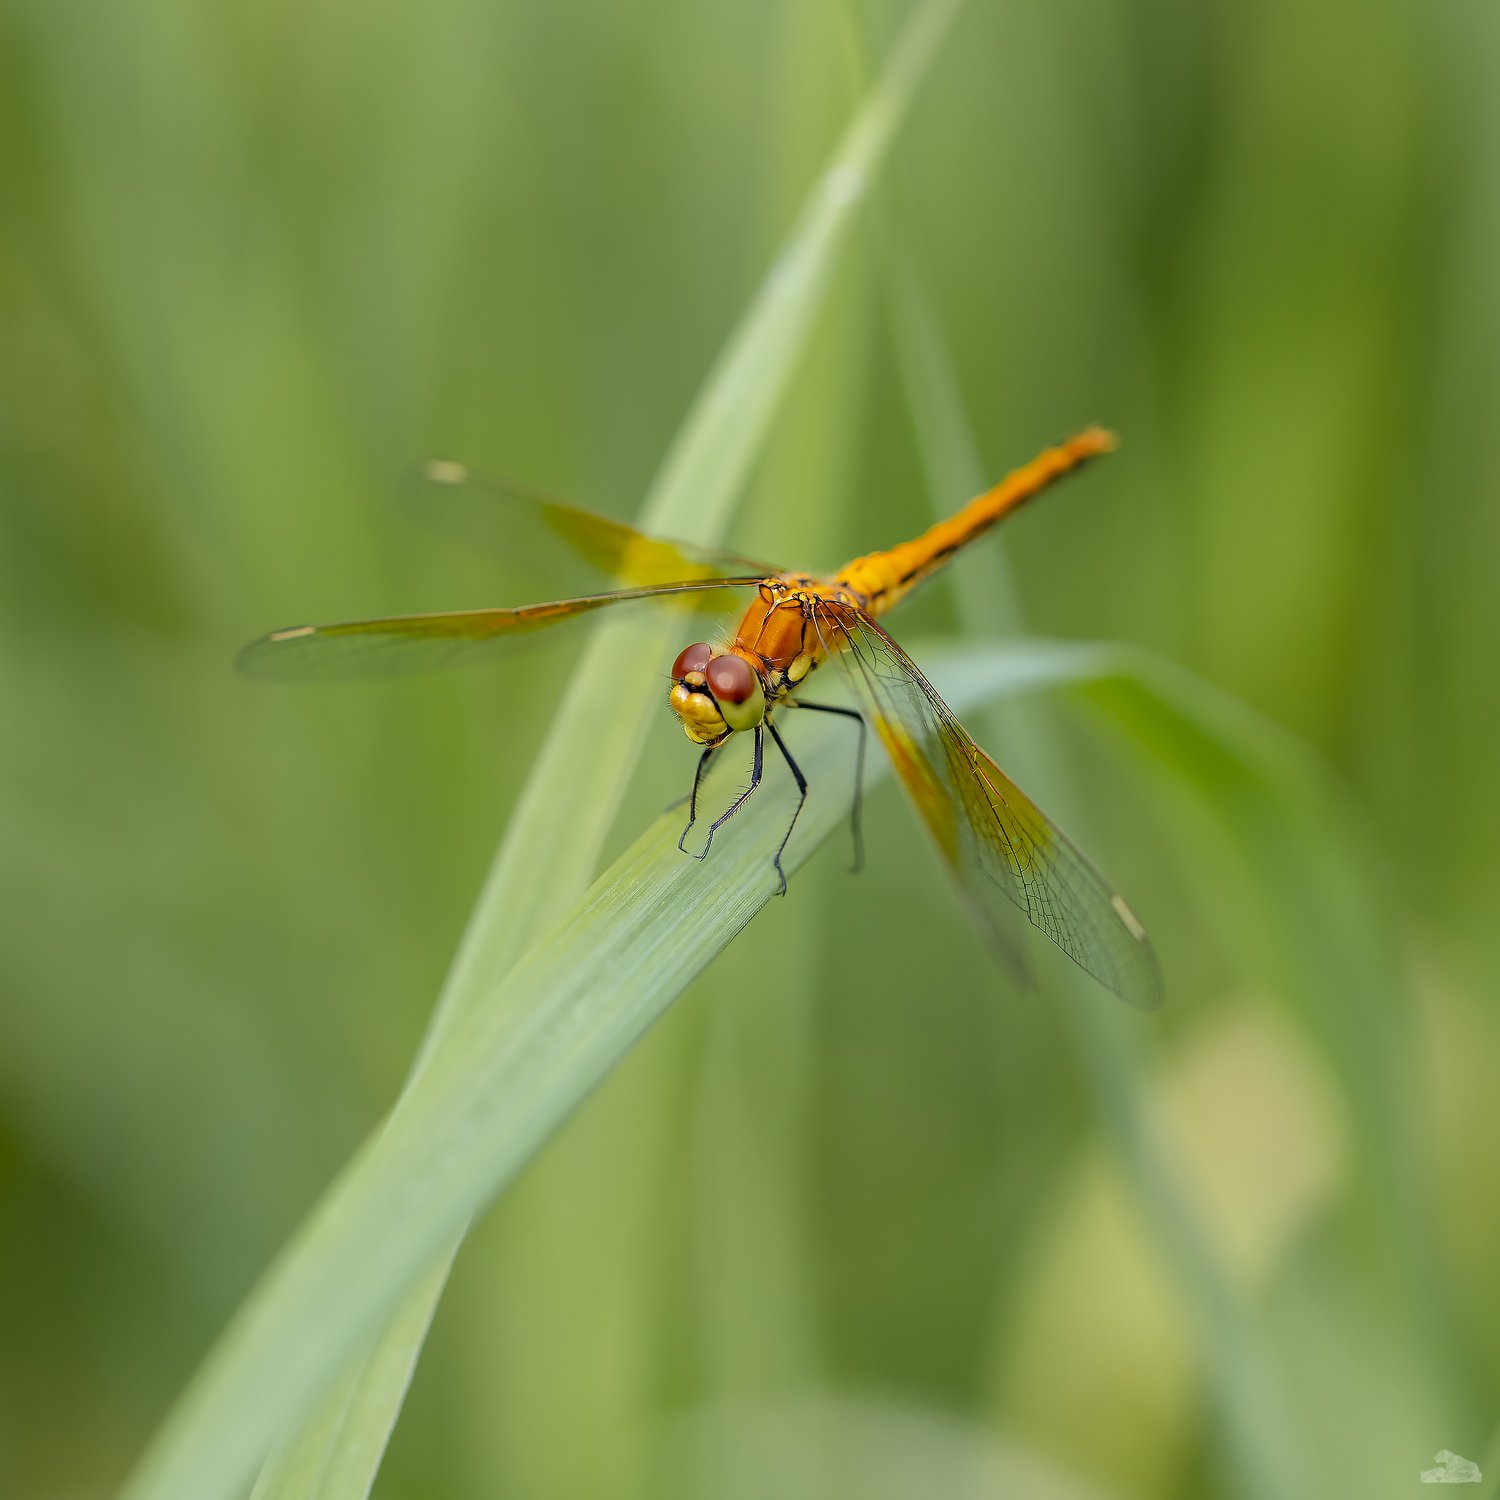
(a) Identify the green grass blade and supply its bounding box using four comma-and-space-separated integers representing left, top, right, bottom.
114, 631, 1017, 1500
122, 7, 965, 1500
122, 629, 1395, 1500
122, 626, 1397, 1500
246, 1269, 449, 1500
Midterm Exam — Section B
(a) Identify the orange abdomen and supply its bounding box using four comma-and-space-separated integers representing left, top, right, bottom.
834, 427, 1115, 615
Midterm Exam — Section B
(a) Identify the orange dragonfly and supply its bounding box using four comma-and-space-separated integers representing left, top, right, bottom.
239, 428, 1160, 1008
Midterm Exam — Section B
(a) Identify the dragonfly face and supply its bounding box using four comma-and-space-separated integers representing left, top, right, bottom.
668, 641, 766, 745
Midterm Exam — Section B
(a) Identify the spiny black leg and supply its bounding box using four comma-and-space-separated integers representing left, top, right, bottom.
674, 744, 718, 837
764, 719, 808, 898
687, 725, 764, 862
788, 700, 866, 874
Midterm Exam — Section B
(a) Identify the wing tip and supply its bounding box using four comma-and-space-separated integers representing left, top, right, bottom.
1104, 894, 1165, 1010
422, 459, 470, 485
234, 625, 317, 679
1110, 891, 1147, 942
1121, 969, 1166, 1011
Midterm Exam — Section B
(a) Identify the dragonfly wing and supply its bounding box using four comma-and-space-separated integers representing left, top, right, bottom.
237, 578, 763, 681
408, 461, 783, 589
817, 604, 1162, 1009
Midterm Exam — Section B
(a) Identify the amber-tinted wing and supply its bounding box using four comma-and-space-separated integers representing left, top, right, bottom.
406, 461, 782, 590
237, 578, 763, 680
816, 603, 1162, 1009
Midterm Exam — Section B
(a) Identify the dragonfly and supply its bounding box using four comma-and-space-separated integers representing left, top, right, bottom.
239, 427, 1161, 1008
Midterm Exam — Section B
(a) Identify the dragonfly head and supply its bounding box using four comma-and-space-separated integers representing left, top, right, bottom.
668, 642, 765, 745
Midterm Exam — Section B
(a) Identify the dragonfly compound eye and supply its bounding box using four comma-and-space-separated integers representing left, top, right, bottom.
705, 653, 765, 732
672, 642, 714, 681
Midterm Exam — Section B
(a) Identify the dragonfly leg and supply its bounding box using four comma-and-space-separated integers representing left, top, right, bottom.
764, 718, 807, 898
787, 700, 866, 873
684, 725, 764, 863
673, 743, 719, 827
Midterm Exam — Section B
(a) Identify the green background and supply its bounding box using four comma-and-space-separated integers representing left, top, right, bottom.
2, 1, 1496, 1497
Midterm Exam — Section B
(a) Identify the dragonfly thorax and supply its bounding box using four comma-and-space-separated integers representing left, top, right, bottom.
668, 641, 766, 745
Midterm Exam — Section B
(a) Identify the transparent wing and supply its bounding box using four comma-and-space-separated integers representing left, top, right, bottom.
406, 460, 783, 589
237, 578, 762, 681
816, 603, 1162, 1009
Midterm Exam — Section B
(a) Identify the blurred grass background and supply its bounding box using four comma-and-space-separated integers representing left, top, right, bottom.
2, 1, 1498, 1498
